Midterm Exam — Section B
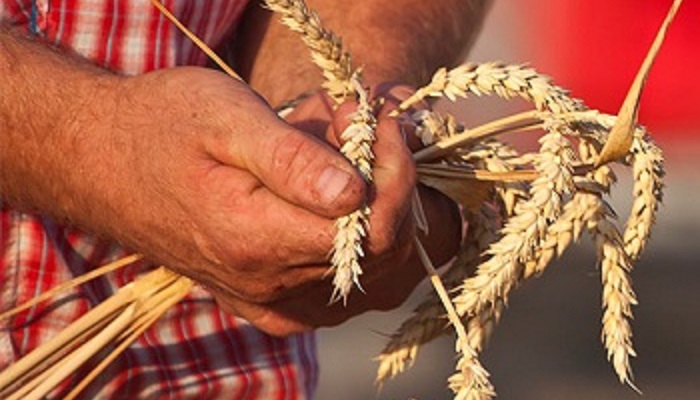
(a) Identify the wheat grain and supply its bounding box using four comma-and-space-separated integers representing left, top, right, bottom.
328, 75, 377, 302
1, 0, 672, 398
394, 63, 584, 117
263, 0, 353, 101
454, 123, 576, 317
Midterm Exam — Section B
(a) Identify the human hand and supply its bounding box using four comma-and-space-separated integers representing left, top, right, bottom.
70, 68, 459, 336
213, 85, 462, 335
69, 66, 369, 300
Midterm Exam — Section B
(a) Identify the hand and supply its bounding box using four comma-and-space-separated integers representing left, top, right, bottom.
213, 85, 462, 335
70, 68, 459, 336
70, 66, 367, 301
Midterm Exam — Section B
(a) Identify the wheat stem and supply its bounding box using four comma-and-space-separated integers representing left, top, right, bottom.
0, 254, 142, 322
150, 0, 242, 81
64, 274, 192, 400
414, 238, 495, 399
413, 110, 542, 162
21, 304, 137, 400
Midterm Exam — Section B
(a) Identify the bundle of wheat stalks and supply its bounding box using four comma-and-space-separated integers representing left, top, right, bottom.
0, 0, 683, 399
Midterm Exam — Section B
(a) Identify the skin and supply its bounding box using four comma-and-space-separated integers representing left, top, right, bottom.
0, 0, 491, 336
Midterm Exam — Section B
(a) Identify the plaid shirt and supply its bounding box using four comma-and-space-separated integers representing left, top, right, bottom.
0, 1, 319, 398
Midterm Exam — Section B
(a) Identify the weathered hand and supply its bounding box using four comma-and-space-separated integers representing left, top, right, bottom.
72, 68, 460, 337
214, 86, 462, 336
71, 67, 369, 302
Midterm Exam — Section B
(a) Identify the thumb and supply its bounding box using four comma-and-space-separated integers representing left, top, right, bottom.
225, 110, 366, 218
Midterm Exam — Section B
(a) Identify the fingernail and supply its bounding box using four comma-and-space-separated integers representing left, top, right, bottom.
316, 166, 352, 205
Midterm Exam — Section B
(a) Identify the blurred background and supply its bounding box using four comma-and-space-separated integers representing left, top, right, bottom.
317, 1, 700, 399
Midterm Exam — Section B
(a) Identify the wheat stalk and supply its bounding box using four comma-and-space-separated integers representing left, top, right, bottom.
263, 0, 353, 101
1, 0, 673, 398
0, 267, 192, 400
376, 206, 500, 384
415, 238, 495, 400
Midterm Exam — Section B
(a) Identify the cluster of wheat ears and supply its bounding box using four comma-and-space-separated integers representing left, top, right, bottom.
0, 0, 683, 399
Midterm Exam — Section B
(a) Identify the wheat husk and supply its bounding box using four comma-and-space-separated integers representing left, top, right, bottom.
1, 0, 676, 398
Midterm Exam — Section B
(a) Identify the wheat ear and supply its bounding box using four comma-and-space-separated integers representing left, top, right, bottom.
327, 75, 377, 302
394, 63, 584, 118
624, 137, 664, 260
263, 0, 379, 302
584, 191, 639, 390
263, 0, 353, 101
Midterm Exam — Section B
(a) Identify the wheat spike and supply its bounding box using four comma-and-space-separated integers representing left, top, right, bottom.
586, 194, 639, 389
624, 138, 664, 260
454, 122, 577, 317
263, 0, 353, 101
395, 63, 584, 118
328, 75, 377, 303
1, 0, 672, 398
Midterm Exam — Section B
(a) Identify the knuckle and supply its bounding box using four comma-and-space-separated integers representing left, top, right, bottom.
267, 132, 317, 187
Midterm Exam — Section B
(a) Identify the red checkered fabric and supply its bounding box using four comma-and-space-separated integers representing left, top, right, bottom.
0, 1, 319, 398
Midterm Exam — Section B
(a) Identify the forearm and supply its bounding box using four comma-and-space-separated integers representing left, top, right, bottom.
235, 0, 492, 105
0, 27, 121, 231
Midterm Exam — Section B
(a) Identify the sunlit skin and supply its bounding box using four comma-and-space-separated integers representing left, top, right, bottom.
0, 0, 491, 336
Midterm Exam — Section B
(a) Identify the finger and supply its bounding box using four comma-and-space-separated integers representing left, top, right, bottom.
216, 251, 425, 336
282, 91, 336, 140
209, 89, 366, 218
212, 291, 314, 337
364, 115, 417, 257
376, 84, 428, 152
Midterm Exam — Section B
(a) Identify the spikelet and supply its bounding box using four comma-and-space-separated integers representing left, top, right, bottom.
1, 0, 673, 399
263, 0, 353, 101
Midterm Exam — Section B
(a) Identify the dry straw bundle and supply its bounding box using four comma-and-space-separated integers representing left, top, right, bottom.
0, 0, 683, 399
